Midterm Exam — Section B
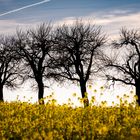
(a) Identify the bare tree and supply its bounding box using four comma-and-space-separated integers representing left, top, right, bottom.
0, 35, 22, 101
104, 28, 140, 105
15, 23, 53, 104
50, 21, 106, 107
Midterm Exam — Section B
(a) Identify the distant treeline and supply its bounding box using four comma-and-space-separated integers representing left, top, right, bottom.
0, 20, 139, 106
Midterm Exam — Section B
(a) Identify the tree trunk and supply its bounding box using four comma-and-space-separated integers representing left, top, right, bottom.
0, 85, 4, 102
80, 80, 89, 107
135, 82, 140, 106
38, 81, 44, 104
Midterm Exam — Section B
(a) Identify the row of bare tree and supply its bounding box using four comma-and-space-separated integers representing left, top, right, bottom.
0, 21, 140, 106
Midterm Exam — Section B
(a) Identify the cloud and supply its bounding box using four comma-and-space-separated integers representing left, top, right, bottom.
0, 19, 41, 35
0, 0, 51, 17
95, 11, 140, 39
0, 20, 23, 34
0, 8, 140, 39
54, 10, 140, 39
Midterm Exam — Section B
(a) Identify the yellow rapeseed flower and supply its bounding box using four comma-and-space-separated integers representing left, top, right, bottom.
98, 125, 108, 135
131, 127, 138, 135
88, 84, 92, 89
117, 95, 120, 99
100, 86, 104, 90
72, 92, 77, 97
93, 89, 97, 93
134, 95, 138, 100
130, 90, 134, 94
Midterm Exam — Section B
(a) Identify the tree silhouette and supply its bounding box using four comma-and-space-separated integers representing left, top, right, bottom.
15, 23, 53, 104
104, 28, 140, 105
50, 21, 106, 107
0, 35, 22, 101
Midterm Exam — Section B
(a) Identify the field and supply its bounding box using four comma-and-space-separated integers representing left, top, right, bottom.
0, 94, 140, 140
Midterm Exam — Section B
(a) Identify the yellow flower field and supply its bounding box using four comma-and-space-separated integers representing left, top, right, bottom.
0, 97, 140, 140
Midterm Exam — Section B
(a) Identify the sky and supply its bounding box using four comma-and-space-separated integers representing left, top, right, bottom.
0, 0, 140, 35
0, 0, 140, 105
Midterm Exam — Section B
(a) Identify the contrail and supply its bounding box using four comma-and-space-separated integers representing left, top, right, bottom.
0, 0, 51, 17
